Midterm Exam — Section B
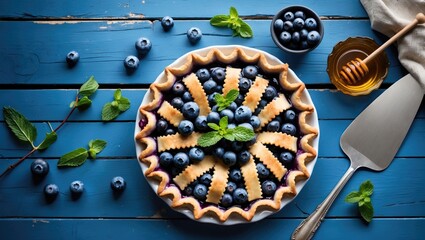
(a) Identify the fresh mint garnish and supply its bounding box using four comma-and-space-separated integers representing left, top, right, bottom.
210, 6, 253, 38
70, 76, 99, 110
3, 107, 38, 148
345, 180, 374, 222
58, 139, 107, 167
102, 89, 131, 121
198, 116, 255, 147
214, 89, 239, 111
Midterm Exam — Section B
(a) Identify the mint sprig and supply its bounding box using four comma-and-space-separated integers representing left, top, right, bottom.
214, 89, 239, 111
210, 6, 253, 38
198, 116, 255, 147
102, 89, 131, 121
345, 180, 374, 222
70, 76, 99, 110
58, 139, 107, 167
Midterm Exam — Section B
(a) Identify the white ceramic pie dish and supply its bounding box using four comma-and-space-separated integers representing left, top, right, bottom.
134, 45, 320, 225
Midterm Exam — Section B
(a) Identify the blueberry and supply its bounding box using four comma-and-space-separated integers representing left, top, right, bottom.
30, 159, 49, 177
222, 151, 237, 166
183, 185, 194, 195
300, 40, 309, 50
207, 111, 220, 124
227, 123, 236, 129
195, 116, 208, 131
211, 67, 226, 83
238, 122, 254, 131
111, 176, 126, 192
220, 109, 234, 122
283, 21, 293, 32
173, 152, 190, 169
239, 77, 251, 93
211, 105, 219, 112
284, 109, 297, 122
267, 120, 280, 132
307, 30, 321, 46
293, 18, 305, 31
283, 11, 295, 21
281, 123, 297, 135
189, 147, 205, 162
237, 150, 251, 165
203, 79, 217, 94
235, 94, 245, 106
250, 116, 261, 130
171, 97, 184, 109
221, 193, 233, 207
214, 147, 225, 158
200, 173, 212, 186
227, 102, 237, 112
279, 151, 295, 165
161, 16, 174, 31
273, 19, 284, 32
300, 29, 309, 40
182, 91, 193, 102
264, 85, 277, 101
261, 180, 277, 197
123, 55, 139, 71
135, 37, 152, 56
156, 118, 168, 134
208, 93, 218, 105
279, 31, 292, 45
242, 66, 258, 79
256, 163, 270, 179
294, 11, 306, 20
70, 180, 84, 195
226, 181, 237, 193
235, 106, 252, 123
231, 141, 245, 152
66, 51, 79, 66
274, 115, 283, 124
193, 183, 208, 200
159, 152, 173, 167
215, 85, 223, 93
172, 82, 186, 95
245, 135, 257, 147
305, 18, 317, 30
292, 31, 301, 44
187, 27, 202, 44
165, 128, 175, 135
233, 188, 248, 205
196, 68, 210, 82
178, 120, 194, 136
44, 184, 59, 199
181, 102, 200, 120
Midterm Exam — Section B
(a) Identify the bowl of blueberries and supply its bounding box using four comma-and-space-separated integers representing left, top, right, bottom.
271, 5, 324, 53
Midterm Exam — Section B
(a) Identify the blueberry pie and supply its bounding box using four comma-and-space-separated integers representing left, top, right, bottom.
135, 46, 318, 223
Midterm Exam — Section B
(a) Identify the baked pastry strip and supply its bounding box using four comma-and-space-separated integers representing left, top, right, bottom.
222, 67, 241, 95
173, 156, 216, 190
240, 156, 262, 201
242, 77, 269, 112
182, 73, 211, 116
249, 142, 287, 180
157, 132, 201, 152
206, 161, 229, 204
157, 101, 185, 127
258, 93, 291, 128
256, 132, 297, 152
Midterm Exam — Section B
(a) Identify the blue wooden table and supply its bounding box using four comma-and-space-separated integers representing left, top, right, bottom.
1, 1, 424, 239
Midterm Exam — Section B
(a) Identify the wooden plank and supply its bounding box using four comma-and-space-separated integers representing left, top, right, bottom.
0, 158, 424, 218
0, 0, 368, 19
0, 20, 405, 86
0, 218, 424, 240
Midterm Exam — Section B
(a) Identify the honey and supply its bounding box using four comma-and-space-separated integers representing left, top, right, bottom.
327, 37, 389, 96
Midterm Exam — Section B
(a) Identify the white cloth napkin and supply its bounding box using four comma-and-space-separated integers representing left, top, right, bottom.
360, 0, 425, 86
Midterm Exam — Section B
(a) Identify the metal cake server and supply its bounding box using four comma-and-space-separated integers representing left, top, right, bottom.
291, 74, 424, 240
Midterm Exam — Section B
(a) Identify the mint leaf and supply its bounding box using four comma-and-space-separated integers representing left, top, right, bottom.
219, 116, 228, 130
215, 89, 239, 111
198, 131, 223, 147
238, 21, 254, 38
210, 7, 253, 38
102, 89, 131, 121
76, 96, 92, 110
58, 148, 88, 167
229, 6, 238, 19
102, 102, 121, 121
207, 123, 220, 131
117, 97, 131, 112
223, 132, 235, 141
114, 89, 122, 100
360, 180, 374, 196
79, 76, 99, 97
344, 191, 362, 203
3, 107, 37, 146
359, 201, 374, 222
232, 126, 255, 142
37, 131, 57, 150
89, 139, 107, 154
345, 180, 375, 222
210, 15, 230, 27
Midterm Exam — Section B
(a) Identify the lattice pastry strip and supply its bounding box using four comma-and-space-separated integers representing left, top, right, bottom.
173, 156, 217, 190
157, 132, 201, 152
240, 156, 262, 201
206, 161, 229, 204
249, 142, 287, 181
242, 76, 269, 112
256, 132, 297, 152
257, 93, 291, 128
222, 67, 241, 95
182, 73, 211, 116
157, 101, 184, 127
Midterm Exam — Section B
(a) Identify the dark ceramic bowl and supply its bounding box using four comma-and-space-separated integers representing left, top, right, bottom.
271, 5, 324, 53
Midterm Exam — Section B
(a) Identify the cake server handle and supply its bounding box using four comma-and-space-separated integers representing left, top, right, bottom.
291, 165, 358, 240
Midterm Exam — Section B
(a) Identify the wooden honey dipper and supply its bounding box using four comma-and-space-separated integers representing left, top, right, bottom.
340, 13, 425, 85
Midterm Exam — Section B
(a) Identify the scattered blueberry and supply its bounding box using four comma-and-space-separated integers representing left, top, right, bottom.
161, 16, 174, 31
281, 123, 297, 135
273, 19, 284, 32
123, 55, 139, 71
203, 79, 217, 94
242, 66, 258, 79
70, 180, 84, 195
188, 147, 205, 162
181, 101, 200, 120
211, 67, 226, 83
222, 151, 237, 166
44, 183, 59, 199
171, 97, 184, 109
173, 152, 190, 169
207, 111, 220, 124
233, 188, 248, 205
221, 193, 233, 207
261, 180, 277, 197
135, 37, 152, 56
194, 116, 208, 131
31, 159, 49, 177
267, 120, 280, 132
159, 152, 173, 167
187, 27, 202, 44
66, 51, 80, 67
235, 106, 252, 123
196, 68, 210, 82
178, 120, 194, 136
283, 11, 295, 21
111, 176, 126, 192
172, 82, 186, 95
200, 173, 212, 185
256, 163, 270, 179
193, 183, 207, 200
